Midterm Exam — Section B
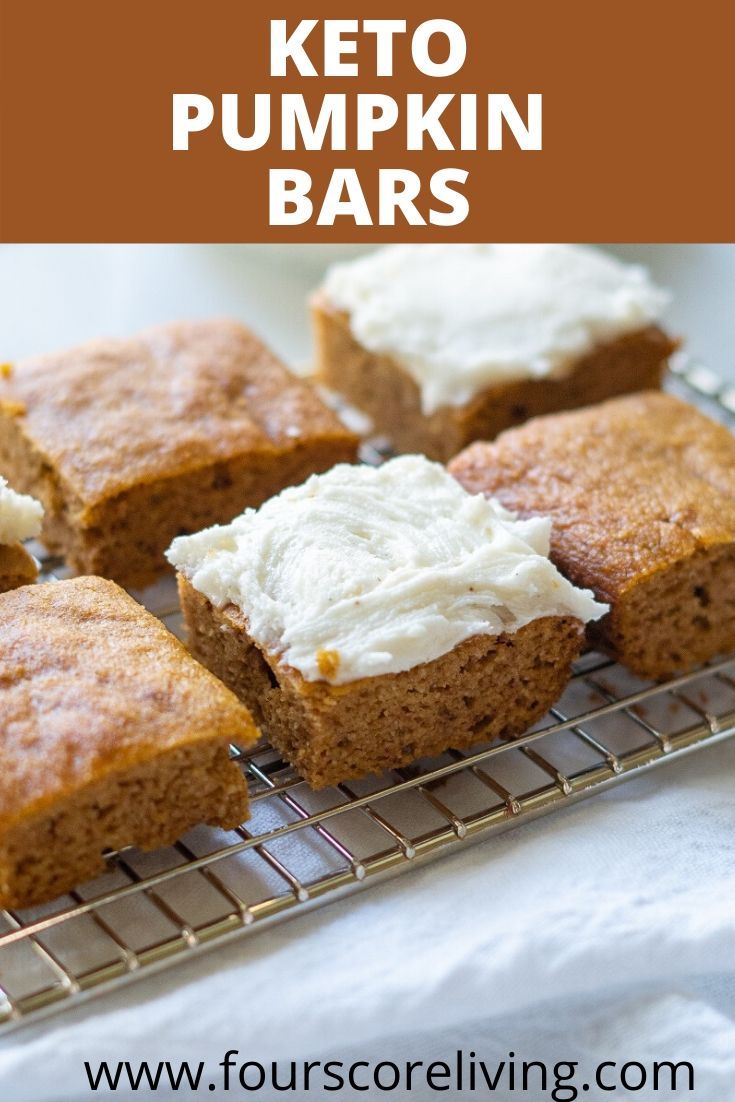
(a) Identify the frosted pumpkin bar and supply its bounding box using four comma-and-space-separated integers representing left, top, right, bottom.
450, 391, 735, 679
312, 244, 677, 461
0, 577, 257, 909
168, 456, 606, 788
0, 320, 358, 588
0, 475, 43, 593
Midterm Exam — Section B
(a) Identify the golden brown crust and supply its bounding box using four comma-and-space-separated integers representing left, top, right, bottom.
0, 576, 257, 834
0, 320, 358, 587
449, 392, 735, 601
0, 541, 37, 593
178, 575, 584, 789
449, 391, 735, 677
312, 293, 677, 462
1, 320, 357, 505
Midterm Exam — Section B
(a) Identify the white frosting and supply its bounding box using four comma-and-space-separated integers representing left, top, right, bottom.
167, 456, 606, 685
322, 244, 669, 414
0, 476, 43, 545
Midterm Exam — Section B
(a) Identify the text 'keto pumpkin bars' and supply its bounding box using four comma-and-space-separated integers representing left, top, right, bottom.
168, 455, 606, 788
450, 391, 735, 679
0, 475, 43, 593
312, 244, 677, 461
0, 319, 358, 588
0, 576, 257, 909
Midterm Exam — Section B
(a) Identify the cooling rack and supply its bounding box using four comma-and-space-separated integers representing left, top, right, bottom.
1, 360, 734, 1035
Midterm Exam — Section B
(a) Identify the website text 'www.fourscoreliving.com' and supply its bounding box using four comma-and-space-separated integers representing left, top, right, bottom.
84, 1049, 695, 1097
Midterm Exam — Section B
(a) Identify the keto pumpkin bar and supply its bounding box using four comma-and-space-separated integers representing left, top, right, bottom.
450, 391, 735, 679
0, 576, 257, 909
0, 475, 43, 593
313, 244, 677, 461
0, 320, 358, 588
168, 456, 606, 788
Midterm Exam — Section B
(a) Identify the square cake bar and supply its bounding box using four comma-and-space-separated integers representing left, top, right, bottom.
0, 319, 358, 588
169, 456, 606, 788
313, 244, 677, 461
450, 391, 735, 679
0, 577, 257, 908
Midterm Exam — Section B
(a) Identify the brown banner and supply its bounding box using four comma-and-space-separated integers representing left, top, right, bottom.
1, 0, 733, 242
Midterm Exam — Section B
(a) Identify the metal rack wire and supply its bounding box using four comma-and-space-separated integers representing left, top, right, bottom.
1, 361, 734, 1035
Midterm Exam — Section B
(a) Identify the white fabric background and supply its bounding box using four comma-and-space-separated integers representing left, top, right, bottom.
2, 741, 735, 1100
0, 246, 733, 1100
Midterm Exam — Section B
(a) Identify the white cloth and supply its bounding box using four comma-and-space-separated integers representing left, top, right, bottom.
2, 740, 734, 1100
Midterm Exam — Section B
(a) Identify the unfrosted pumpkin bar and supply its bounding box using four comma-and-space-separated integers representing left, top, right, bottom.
312, 244, 677, 462
168, 456, 606, 788
0, 576, 257, 909
0, 475, 43, 593
450, 391, 735, 679
0, 320, 358, 588
0, 543, 38, 594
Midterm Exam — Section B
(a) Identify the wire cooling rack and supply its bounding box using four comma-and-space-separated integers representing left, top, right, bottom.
1, 360, 735, 1035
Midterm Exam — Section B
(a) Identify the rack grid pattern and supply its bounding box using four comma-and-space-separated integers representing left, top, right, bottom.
1, 361, 734, 1035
